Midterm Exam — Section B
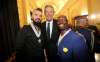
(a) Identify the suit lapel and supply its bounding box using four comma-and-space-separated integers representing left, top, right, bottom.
44, 22, 46, 33
51, 21, 57, 39
43, 20, 57, 39
51, 21, 54, 39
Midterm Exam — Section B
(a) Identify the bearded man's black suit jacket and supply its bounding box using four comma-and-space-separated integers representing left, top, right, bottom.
16, 25, 45, 62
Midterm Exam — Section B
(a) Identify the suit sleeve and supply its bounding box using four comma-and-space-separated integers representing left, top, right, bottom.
73, 36, 90, 62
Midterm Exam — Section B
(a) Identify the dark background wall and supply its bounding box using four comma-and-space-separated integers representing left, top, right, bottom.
0, 0, 19, 61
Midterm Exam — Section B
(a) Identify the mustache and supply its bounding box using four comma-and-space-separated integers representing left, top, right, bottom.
31, 18, 41, 21
35, 18, 41, 21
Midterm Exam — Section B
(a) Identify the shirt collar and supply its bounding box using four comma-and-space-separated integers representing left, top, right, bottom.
60, 28, 71, 38
58, 28, 71, 46
46, 20, 53, 23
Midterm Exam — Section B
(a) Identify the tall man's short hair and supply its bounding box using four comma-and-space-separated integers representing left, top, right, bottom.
44, 5, 55, 13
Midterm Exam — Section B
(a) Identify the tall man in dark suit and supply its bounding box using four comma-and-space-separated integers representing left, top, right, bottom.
16, 8, 45, 62
41, 5, 60, 62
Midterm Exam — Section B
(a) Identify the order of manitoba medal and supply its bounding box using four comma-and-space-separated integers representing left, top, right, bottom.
63, 47, 68, 54
38, 39, 41, 43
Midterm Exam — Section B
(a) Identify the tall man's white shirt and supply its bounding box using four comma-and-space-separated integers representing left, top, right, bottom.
46, 20, 53, 38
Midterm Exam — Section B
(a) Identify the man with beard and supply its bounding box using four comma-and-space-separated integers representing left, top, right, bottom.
16, 8, 45, 62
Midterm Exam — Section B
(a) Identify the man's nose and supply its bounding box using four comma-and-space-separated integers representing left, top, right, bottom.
37, 16, 41, 19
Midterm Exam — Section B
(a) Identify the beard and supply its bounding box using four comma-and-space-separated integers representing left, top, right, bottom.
31, 18, 41, 28
33, 21, 41, 28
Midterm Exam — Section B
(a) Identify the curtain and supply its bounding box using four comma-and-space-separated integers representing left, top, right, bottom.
0, 0, 19, 61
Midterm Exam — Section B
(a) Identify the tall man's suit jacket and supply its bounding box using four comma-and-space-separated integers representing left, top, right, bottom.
16, 25, 45, 62
57, 30, 89, 62
41, 20, 60, 62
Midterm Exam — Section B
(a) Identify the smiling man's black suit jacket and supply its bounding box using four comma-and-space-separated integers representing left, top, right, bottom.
41, 20, 60, 62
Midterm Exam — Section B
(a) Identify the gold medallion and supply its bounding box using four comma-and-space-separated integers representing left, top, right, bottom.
63, 47, 68, 54
38, 39, 41, 43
